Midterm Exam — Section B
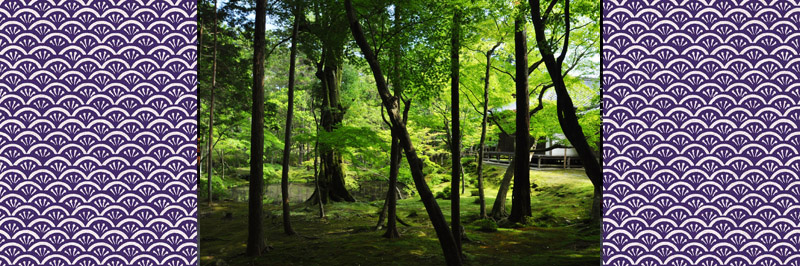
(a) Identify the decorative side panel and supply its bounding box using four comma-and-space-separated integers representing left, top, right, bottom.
0, 1, 198, 265
604, 1, 800, 265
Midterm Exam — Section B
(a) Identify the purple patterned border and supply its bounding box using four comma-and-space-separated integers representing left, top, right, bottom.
0, 1, 198, 265
604, 1, 800, 265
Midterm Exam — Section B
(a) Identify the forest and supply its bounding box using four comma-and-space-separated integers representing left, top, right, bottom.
196, 0, 600, 265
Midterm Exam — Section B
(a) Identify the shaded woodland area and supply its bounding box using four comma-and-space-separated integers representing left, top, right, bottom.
197, 0, 600, 265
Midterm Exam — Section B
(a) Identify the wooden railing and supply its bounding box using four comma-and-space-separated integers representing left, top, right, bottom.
481, 151, 581, 169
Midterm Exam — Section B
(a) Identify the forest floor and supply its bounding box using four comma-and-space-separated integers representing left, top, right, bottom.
197, 168, 601, 266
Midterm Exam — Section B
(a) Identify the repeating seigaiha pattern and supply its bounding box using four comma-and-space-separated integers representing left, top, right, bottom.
604, 1, 800, 265
0, 1, 198, 265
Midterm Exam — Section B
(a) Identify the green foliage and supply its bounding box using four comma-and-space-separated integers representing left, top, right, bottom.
263, 164, 281, 184
578, 93, 602, 151
435, 185, 452, 200
530, 102, 563, 141
199, 0, 601, 214
317, 126, 387, 155
197, 175, 231, 201
197, 0, 601, 264
579, 108, 601, 151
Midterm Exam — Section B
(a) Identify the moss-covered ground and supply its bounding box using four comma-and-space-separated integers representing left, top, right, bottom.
197, 167, 601, 266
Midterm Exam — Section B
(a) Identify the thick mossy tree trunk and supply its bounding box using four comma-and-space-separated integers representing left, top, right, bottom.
280, 7, 300, 236
312, 47, 355, 203
449, 9, 463, 253
507, 15, 532, 224
247, 0, 267, 257
529, 0, 603, 224
345, 1, 462, 264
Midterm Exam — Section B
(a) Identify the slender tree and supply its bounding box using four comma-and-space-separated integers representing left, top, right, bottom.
529, 0, 603, 223
207, 0, 218, 206
449, 8, 463, 253
280, 5, 301, 236
381, 2, 404, 239
311, 99, 325, 218
485, 18, 558, 219
489, 37, 584, 219
490, 153, 516, 218
247, 0, 268, 256
384, 132, 402, 238
475, 41, 502, 218
507, 9, 532, 224
378, 98, 410, 238
488, 86, 551, 219
345, 0, 462, 264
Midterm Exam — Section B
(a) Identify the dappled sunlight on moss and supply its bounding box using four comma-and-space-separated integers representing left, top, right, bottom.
198, 166, 600, 266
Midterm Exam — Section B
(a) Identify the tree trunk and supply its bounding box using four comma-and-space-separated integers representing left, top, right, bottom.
490, 156, 514, 219
207, 0, 218, 207
449, 9, 463, 254
477, 43, 501, 218
346, 1, 462, 265
507, 15, 532, 224
280, 8, 300, 236
375, 189, 389, 230
378, 98, 410, 236
382, 135, 401, 238
312, 100, 325, 218
381, 2, 403, 238
312, 47, 355, 203
299, 142, 304, 165
247, 0, 267, 256
490, 140, 534, 219
461, 166, 465, 195
529, 0, 603, 224
491, 138, 577, 219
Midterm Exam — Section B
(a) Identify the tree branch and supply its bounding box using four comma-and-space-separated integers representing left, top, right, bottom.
459, 84, 483, 115
551, 21, 591, 61
401, 95, 412, 124
467, 47, 489, 56
487, 110, 509, 136
492, 66, 515, 82
563, 38, 597, 77
380, 104, 392, 128
528, 59, 544, 75
542, 0, 559, 22
557, 0, 570, 65
198, 125, 233, 165
267, 35, 292, 59
376, 20, 421, 55
529, 84, 553, 117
